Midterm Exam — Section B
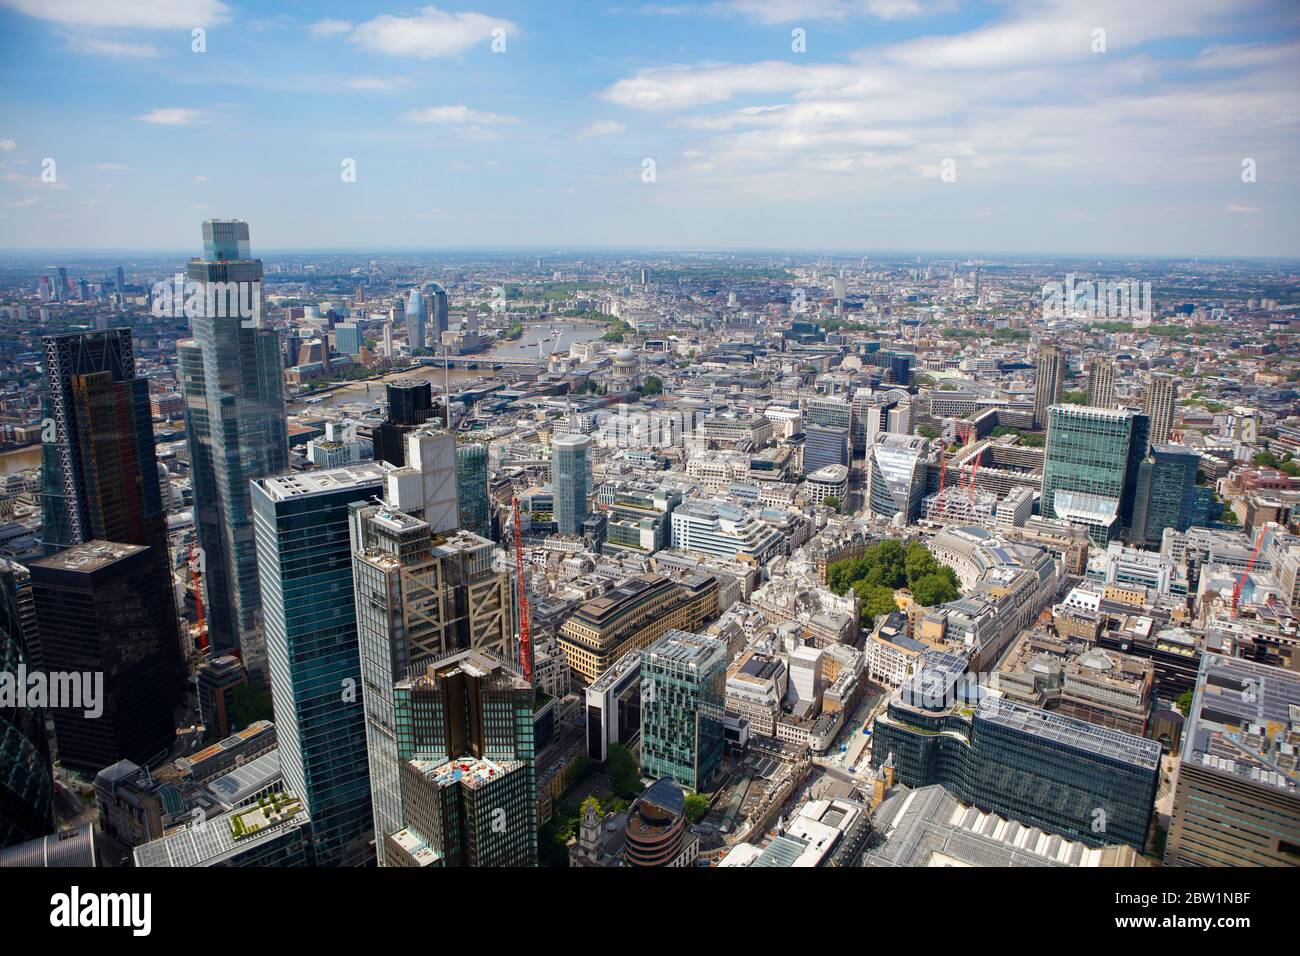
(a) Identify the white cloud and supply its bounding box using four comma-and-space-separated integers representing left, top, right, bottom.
90, 163, 129, 170
193, 175, 209, 182
579, 120, 627, 137
347, 76, 410, 92
135, 108, 205, 125
0, 0, 229, 28
62, 32, 160, 57
0, 139, 15, 151
1226, 203, 1260, 213
308, 18, 353, 38
349, 6, 515, 59
404, 105, 518, 124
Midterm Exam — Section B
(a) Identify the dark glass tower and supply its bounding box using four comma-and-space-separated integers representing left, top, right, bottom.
29, 541, 184, 774
179, 220, 287, 675
1130, 444, 1212, 546
373, 379, 433, 467
0, 559, 54, 849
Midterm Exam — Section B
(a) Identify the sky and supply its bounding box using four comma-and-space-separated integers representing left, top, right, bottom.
0, 0, 1298, 257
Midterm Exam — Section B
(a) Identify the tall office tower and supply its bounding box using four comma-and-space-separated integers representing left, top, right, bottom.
1142, 373, 1178, 447
1041, 405, 1148, 545
0, 559, 53, 849
29, 542, 184, 774
867, 432, 930, 525
334, 322, 362, 356
55, 266, 68, 301
803, 423, 850, 474
180, 220, 288, 674
456, 441, 491, 538
640, 629, 727, 792
251, 463, 386, 866
1165, 656, 1300, 866
426, 283, 449, 339
871, 655, 1160, 850
404, 288, 425, 351
1086, 357, 1117, 409
384, 427, 459, 533
381, 321, 394, 358
888, 353, 912, 387
115, 266, 125, 296
552, 433, 591, 537
1130, 445, 1212, 547
1032, 344, 1065, 428
373, 379, 433, 467
385, 651, 537, 867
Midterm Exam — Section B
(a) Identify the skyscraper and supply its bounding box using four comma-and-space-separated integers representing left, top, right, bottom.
640, 629, 727, 792
1033, 344, 1065, 428
1142, 373, 1178, 447
29, 541, 184, 774
1130, 445, 1212, 546
1086, 357, 1116, 408
1041, 405, 1147, 545
251, 463, 386, 866
456, 441, 491, 538
552, 433, 591, 537
404, 288, 425, 351
804, 423, 851, 474
180, 220, 288, 674
0, 559, 53, 849
426, 283, 449, 340
385, 651, 537, 867
373, 379, 433, 467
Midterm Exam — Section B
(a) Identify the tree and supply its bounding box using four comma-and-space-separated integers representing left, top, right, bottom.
607, 743, 643, 800
638, 375, 663, 397
684, 793, 710, 824
1175, 690, 1195, 716
911, 571, 960, 607
822, 495, 840, 512
917, 424, 941, 440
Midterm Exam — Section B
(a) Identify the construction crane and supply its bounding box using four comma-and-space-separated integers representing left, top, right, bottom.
935, 450, 948, 520
1230, 527, 1268, 618
188, 542, 208, 652
511, 496, 534, 683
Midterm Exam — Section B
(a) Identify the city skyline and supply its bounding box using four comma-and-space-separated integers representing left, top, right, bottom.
1, 0, 1299, 256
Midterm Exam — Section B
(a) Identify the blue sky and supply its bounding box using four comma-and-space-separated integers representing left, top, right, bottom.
1, 0, 1298, 256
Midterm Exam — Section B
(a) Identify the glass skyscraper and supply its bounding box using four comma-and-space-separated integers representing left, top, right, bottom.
180, 220, 288, 674
1041, 404, 1147, 545
640, 629, 727, 792
1130, 444, 1212, 546
456, 441, 491, 538
551, 433, 591, 537
0, 559, 53, 849
252, 463, 386, 867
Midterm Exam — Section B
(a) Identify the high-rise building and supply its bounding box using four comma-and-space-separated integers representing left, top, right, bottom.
334, 322, 362, 356
373, 379, 434, 467
871, 656, 1160, 850
404, 288, 425, 351
1164, 656, 1300, 867
1033, 344, 1065, 428
251, 463, 386, 866
1142, 373, 1178, 447
640, 629, 727, 792
383, 427, 459, 534
867, 432, 930, 524
180, 220, 288, 673
384, 651, 537, 867
1041, 404, 1148, 545
1086, 357, 1116, 408
803, 423, 850, 474
426, 283, 449, 340
29, 542, 184, 774
0, 559, 53, 849
196, 654, 248, 740
552, 433, 591, 536
456, 441, 491, 538
1130, 445, 1212, 546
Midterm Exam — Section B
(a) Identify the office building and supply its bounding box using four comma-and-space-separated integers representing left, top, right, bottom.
559, 573, 719, 684
385, 651, 536, 867
1164, 656, 1300, 867
383, 427, 459, 534
640, 629, 727, 792
426, 283, 449, 339
623, 778, 699, 867
1086, 357, 1117, 408
404, 287, 426, 351
1130, 445, 1212, 546
1041, 404, 1147, 545
867, 433, 930, 525
251, 463, 386, 866
670, 499, 784, 566
373, 379, 435, 467
804, 464, 849, 508
871, 657, 1161, 850
0, 559, 53, 849
456, 441, 491, 538
552, 433, 591, 537
29, 542, 184, 774
803, 423, 850, 474
179, 220, 288, 672
334, 322, 362, 356
1142, 373, 1178, 447
1032, 344, 1065, 428
196, 655, 248, 740
603, 483, 680, 555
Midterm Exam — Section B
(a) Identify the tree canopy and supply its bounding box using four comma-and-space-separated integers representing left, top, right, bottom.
828, 540, 961, 629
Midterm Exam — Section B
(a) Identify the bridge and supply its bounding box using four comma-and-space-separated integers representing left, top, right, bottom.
417, 355, 541, 369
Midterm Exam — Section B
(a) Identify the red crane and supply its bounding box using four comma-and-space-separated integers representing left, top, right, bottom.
511, 496, 533, 683
1231, 528, 1268, 618
188, 542, 208, 652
